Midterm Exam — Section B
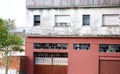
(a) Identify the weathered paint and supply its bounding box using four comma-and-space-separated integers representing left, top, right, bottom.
26, 1, 120, 74
100, 60, 120, 74
34, 65, 67, 74
26, 0, 120, 8
25, 37, 120, 74
26, 8, 120, 37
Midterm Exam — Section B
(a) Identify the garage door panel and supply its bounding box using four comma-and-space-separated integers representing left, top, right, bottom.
35, 65, 52, 74
100, 60, 120, 74
52, 65, 67, 74
35, 65, 67, 74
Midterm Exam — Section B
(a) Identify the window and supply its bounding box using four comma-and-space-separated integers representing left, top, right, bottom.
103, 14, 119, 26
34, 53, 68, 65
55, 15, 70, 27
73, 44, 90, 50
34, 43, 68, 50
34, 15, 40, 26
83, 15, 90, 26
99, 44, 120, 52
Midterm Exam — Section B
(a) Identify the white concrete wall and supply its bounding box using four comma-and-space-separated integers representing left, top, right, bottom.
26, 8, 120, 36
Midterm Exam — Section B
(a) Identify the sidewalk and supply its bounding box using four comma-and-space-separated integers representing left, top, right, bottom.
0, 67, 17, 74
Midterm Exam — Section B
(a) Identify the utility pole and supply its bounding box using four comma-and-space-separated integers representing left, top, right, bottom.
5, 18, 10, 74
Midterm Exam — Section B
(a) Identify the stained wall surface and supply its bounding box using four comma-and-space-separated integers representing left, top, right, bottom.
25, 37, 120, 74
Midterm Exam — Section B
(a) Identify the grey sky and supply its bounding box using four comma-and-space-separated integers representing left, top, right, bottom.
0, 0, 26, 27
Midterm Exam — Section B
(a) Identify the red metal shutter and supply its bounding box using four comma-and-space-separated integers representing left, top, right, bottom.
100, 60, 120, 74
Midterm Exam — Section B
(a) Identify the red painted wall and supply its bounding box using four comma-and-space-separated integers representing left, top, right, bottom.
26, 42, 34, 74
25, 37, 120, 74
68, 38, 120, 74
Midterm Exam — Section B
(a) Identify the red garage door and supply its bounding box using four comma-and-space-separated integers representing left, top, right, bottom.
100, 60, 120, 74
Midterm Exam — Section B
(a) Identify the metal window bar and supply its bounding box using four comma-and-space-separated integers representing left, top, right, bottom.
99, 44, 120, 52
34, 43, 68, 50
34, 53, 68, 65
74, 44, 90, 50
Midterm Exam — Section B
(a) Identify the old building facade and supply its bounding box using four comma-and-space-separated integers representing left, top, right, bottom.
26, 0, 120, 74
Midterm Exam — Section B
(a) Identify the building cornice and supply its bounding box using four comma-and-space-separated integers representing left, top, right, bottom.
26, 5, 120, 9
27, 35, 120, 38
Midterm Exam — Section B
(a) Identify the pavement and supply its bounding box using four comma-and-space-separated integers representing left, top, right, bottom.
0, 67, 16, 74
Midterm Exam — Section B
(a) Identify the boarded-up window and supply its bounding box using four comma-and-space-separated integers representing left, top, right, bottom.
55, 15, 70, 27
103, 14, 119, 26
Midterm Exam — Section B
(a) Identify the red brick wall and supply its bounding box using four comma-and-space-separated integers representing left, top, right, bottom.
0, 56, 27, 71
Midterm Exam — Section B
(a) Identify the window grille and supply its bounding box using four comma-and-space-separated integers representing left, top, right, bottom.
99, 44, 120, 52
34, 43, 68, 50
34, 53, 68, 65
73, 44, 90, 50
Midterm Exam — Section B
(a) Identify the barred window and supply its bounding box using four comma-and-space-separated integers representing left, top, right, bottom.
73, 44, 90, 50
99, 44, 120, 53
34, 43, 68, 50
34, 53, 68, 65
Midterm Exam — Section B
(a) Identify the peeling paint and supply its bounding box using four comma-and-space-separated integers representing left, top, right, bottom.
26, 0, 120, 8
26, 8, 120, 37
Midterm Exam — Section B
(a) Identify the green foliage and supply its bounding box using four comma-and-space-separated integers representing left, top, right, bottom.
9, 34, 23, 46
0, 18, 24, 51
12, 46, 24, 52
0, 18, 7, 48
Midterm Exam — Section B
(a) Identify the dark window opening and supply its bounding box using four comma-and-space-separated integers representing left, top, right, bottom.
83, 15, 90, 26
55, 23, 70, 27
34, 43, 68, 50
73, 44, 90, 50
34, 15, 40, 26
34, 53, 68, 58
99, 44, 120, 53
